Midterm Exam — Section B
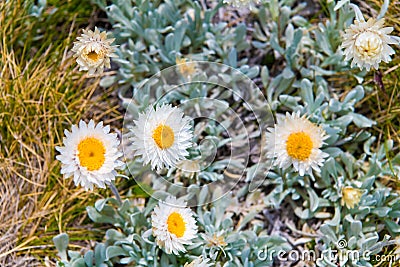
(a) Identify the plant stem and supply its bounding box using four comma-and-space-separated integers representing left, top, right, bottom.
109, 182, 122, 205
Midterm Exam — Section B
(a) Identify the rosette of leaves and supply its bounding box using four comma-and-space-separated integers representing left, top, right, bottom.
122, 62, 266, 192
194, 186, 291, 266
246, 1, 400, 265
253, 0, 367, 112
92, 0, 252, 91
252, 45, 400, 261
312, 138, 400, 267
258, 78, 399, 267
53, 185, 291, 266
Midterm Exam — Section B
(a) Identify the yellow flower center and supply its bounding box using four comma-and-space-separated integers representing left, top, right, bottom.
87, 51, 100, 61
167, 212, 186, 238
77, 137, 106, 171
152, 124, 175, 149
286, 132, 313, 161
355, 32, 383, 58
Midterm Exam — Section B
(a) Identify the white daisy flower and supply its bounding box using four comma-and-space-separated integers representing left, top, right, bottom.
151, 196, 197, 255
223, 0, 262, 9
184, 256, 212, 267
341, 4, 399, 71
130, 104, 193, 170
266, 112, 329, 176
56, 120, 123, 190
71, 27, 117, 75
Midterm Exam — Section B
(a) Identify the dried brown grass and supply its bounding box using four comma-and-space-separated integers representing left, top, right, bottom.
0, 0, 120, 265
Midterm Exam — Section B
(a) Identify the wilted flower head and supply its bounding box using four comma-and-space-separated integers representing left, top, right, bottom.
201, 232, 227, 248
176, 57, 197, 78
72, 27, 117, 75
341, 4, 399, 71
56, 120, 123, 190
341, 186, 363, 209
266, 111, 329, 176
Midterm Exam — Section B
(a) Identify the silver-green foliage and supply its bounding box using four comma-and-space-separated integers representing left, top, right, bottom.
54, 0, 400, 266
93, 0, 253, 90
53, 188, 290, 267
252, 1, 399, 266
